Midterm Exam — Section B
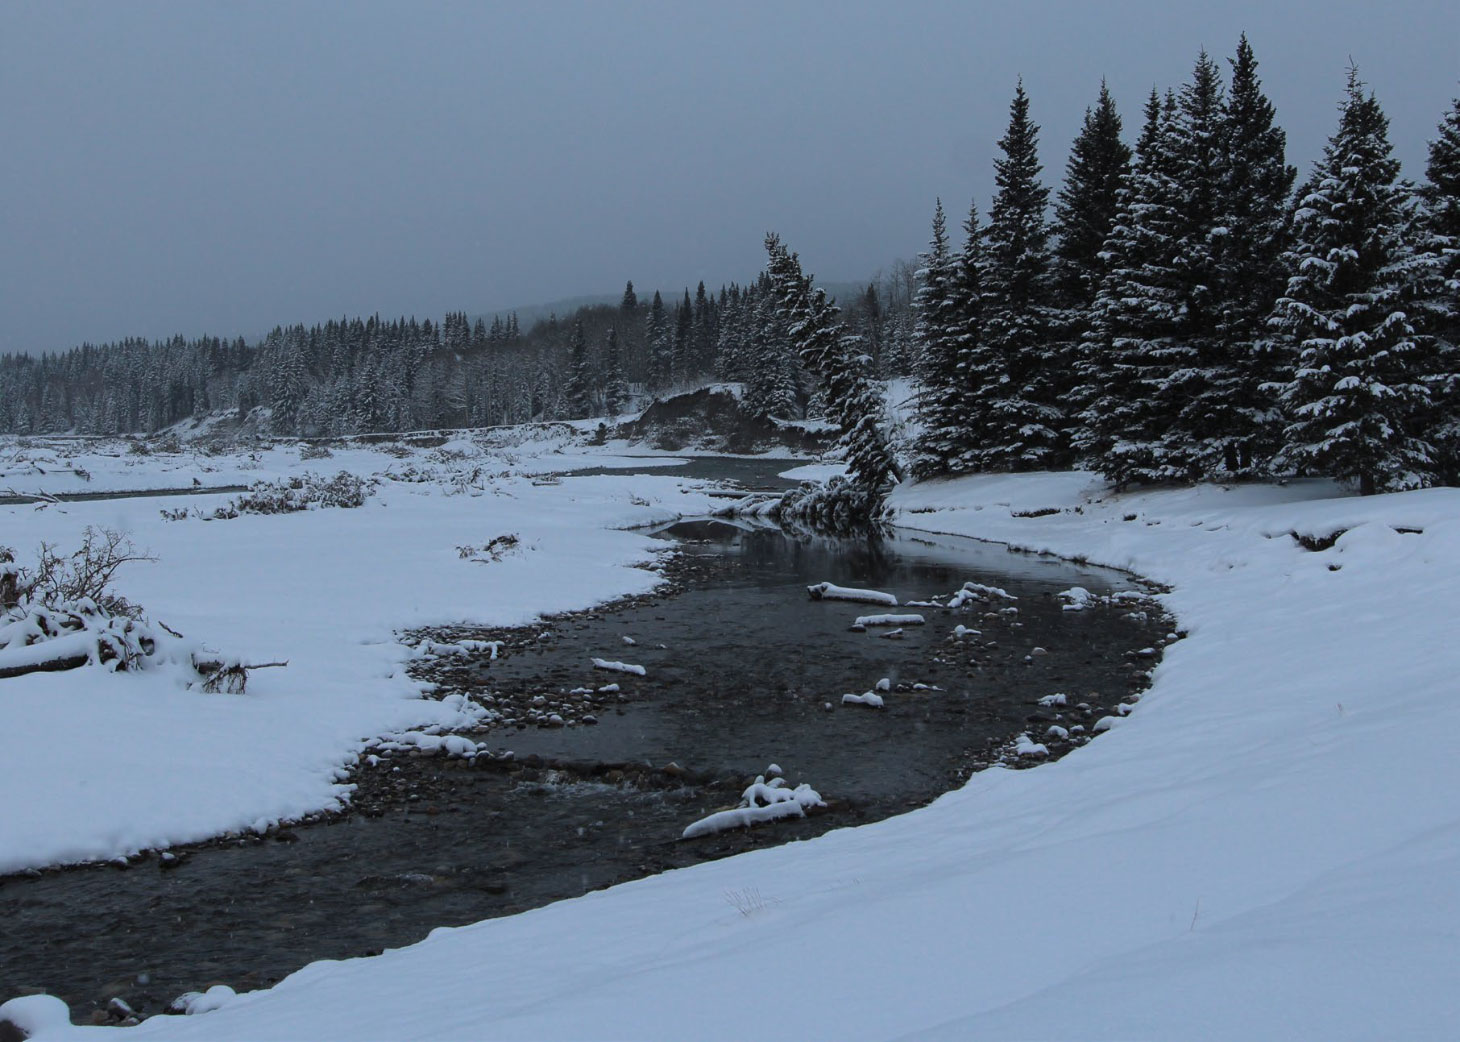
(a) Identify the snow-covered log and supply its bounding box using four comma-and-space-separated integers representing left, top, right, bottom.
682, 773, 825, 840
806, 582, 897, 605
853, 613, 926, 627
592, 658, 646, 676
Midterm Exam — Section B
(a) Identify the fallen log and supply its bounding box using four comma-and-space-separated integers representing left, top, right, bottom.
0, 633, 99, 679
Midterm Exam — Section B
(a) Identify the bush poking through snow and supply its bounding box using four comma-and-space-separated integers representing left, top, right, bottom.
1, 527, 152, 619
212, 471, 375, 518
682, 771, 825, 839
457, 533, 520, 563
0, 529, 279, 691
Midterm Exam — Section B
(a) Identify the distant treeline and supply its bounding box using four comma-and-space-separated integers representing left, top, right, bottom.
0, 272, 916, 437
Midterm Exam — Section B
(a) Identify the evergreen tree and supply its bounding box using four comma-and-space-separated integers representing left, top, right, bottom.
645, 291, 672, 393
1075, 89, 1189, 483
602, 325, 628, 416
743, 283, 798, 419
1271, 68, 1434, 494
1156, 50, 1229, 477
1206, 34, 1298, 474
766, 233, 900, 501
912, 200, 963, 476
564, 320, 594, 419
969, 81, 1062, 470
673, 289, 693, 381
1053, 80, 1132, 312
1420, 94, 1460, 484
621, 280, 638, 312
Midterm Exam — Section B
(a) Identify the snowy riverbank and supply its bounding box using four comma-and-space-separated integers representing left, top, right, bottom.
7, 465, 1460, 1039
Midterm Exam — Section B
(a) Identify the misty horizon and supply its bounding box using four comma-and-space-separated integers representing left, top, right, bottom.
5, 1, 1458, 356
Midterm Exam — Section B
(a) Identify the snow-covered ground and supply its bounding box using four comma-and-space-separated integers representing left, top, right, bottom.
0, 438, 720, 873
6, 456, 1460, 1040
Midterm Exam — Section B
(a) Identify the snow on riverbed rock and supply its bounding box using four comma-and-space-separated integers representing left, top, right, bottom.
947, 581, 1017, 608
0, 994, 72, 1040
1013, 734, 1049, 758
591, 658, 646, 676
1057, 586, 1095, 611
853, 613, 926, 628
166, 984, 237, 1016
841, 691, 885, 708
681, 772, 825, 839
806, 582, 898, 606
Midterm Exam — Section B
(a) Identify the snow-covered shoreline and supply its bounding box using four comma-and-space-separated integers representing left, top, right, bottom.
7, 462, 1460, 1040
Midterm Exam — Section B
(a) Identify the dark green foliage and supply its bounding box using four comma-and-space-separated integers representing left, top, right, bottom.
1054, 80, 1132, 312
766, 233, 900, 509
1271, 69, 1434, 494
967, 81, 1063, 471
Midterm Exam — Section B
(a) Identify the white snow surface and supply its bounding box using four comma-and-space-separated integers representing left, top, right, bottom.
0, 443, 716, 874
13, 465, 1460, 1040
777, 462, 848, 482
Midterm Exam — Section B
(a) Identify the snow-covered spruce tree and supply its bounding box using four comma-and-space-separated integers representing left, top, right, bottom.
742, 278, 799, 420
911, 200, 968, 477
1203, 35, 1298, 476
673, 289, 694, 384
645, 291, 672, 394
967, 81, 1063, 471
766, 233, 901, 517
1419, 95, 1460, 484
563, 320, 594, 419
1074, 89, 1188, 484
1271, 69, 1434, 495
1053, 80, 1132, 314
1153, 51, 1232, 478
601, 325, 628, 416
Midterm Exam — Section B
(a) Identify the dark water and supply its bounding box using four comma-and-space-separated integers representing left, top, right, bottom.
556, 453, 807, 491
0, 476, 1167, 1023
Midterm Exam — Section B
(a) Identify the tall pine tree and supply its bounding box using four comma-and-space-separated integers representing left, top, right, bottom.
912, 199, 965, 476
1271, 68, 1434, 494
968, 81, 1062, 470
1053, 80, 1132, 313
1075, 89, 1188, 483
1419, 95, 1460, 484
1205, 34, 1297, 475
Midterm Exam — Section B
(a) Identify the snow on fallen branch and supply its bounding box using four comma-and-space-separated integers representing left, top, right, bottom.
0, 528, 281, 692
947, 581, 1017, 608
592, 657, 646, 676
853, 613, 926, 627
682, 770, 825, 840
806, 582, 897, 606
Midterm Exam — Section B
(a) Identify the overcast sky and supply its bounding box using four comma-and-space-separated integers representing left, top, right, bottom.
3, 0, 1457, 354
